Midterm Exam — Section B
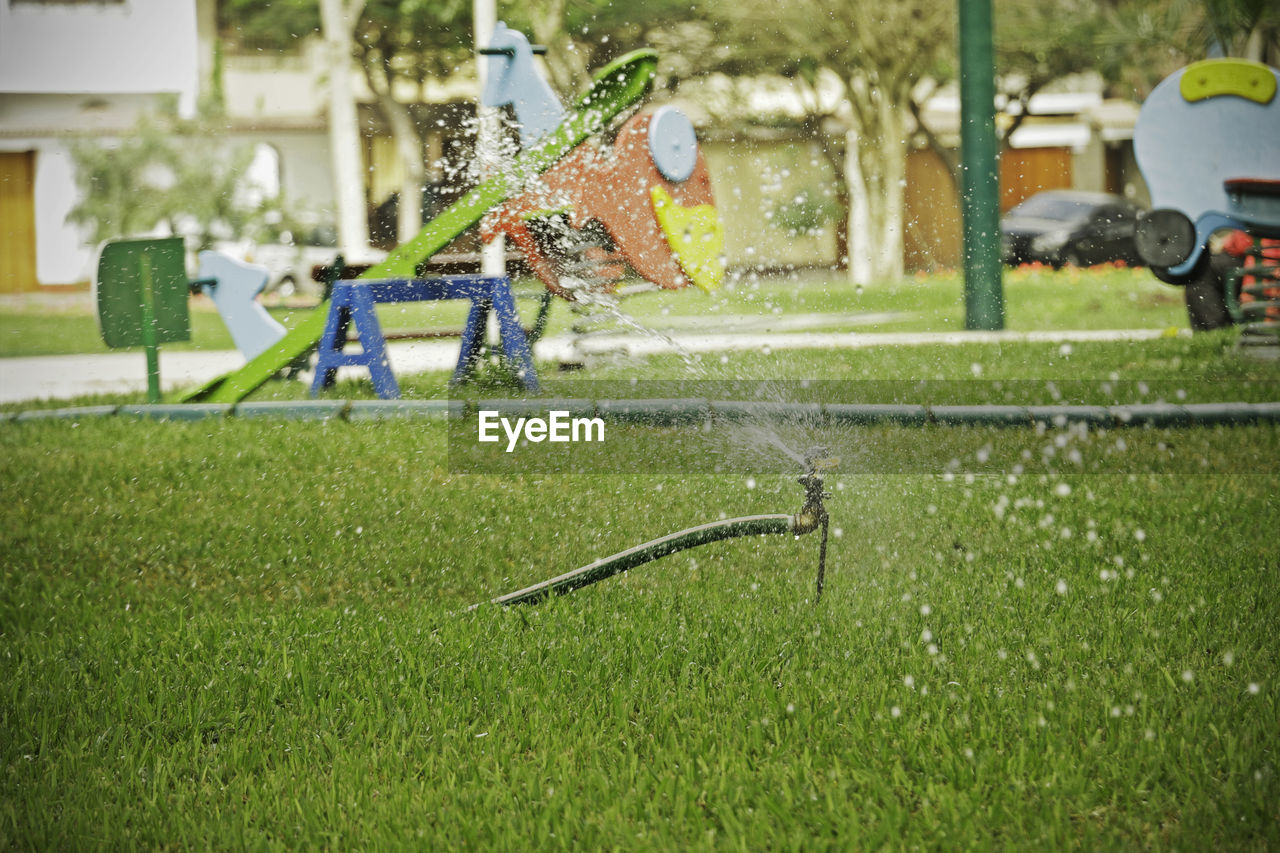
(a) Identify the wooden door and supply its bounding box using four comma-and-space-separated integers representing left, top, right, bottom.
0, 151, 39, 292
1000, 147, 1072, 213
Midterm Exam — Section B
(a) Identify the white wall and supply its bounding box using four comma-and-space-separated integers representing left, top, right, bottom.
32, 143, 92, 285
224, 48, 329, 120
229, 131, 336, 219
0, 0, 199, 116
0, 92, 158, 135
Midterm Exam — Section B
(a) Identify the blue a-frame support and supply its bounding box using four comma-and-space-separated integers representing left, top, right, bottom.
311, 275, 539, 398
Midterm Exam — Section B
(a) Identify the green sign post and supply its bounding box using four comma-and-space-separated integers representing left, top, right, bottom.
95, 238, 191, 403
958, 0, 1005, 330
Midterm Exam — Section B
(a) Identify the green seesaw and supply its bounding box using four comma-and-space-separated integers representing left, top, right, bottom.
181, 49, 658, 405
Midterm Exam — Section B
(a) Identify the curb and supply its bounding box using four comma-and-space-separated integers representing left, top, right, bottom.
6, 399, 1280, 428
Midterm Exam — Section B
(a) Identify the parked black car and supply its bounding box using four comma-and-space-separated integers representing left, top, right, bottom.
1001, 190, 1146, 268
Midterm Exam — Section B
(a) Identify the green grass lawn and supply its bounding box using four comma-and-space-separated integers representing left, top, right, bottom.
2, 267, 1278, 846
0, 265, 1186, 359
2, 417, 1277, 847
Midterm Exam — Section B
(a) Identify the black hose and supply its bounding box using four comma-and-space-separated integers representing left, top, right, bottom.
472, 513, 796, 609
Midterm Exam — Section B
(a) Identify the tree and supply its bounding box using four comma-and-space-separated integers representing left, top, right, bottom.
319, 0, 371, 254
995, 1, 1119, 139
1201, 0, 1280, 62
669, 0, 954, 284
223, 0, 472, 246
351, 0, 472, 244
66, 113, 174, 246
1097, 0, 1279, 97
218, 0, 320, 52
67, 99, 273, 250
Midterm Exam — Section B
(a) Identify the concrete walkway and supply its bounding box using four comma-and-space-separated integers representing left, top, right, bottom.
0, 327, 1186, 405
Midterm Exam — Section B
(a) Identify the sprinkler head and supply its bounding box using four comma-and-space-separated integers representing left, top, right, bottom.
792, 447, 834, 536
793, 448, 835, 602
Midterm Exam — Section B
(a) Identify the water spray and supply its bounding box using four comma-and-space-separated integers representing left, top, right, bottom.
471, 448, 835, 610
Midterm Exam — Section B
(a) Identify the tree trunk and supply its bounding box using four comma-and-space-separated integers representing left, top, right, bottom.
319, 0, 370, 256
870, 100, 907, 283
804, 115, 849, 271
844, 91, 908, 284
371, 91, 424, 244
833, 187, 850, 271
845, 129, 872, 285
391, 104, 424, 245
528, 0, 590, 94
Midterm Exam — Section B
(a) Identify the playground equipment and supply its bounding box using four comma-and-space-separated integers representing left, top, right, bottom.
481, 25, 724, 299
473, 449, 833, 609
480, 22, 561, 143
181, 26, 722, 403
192, 251, 286, 360
311, 274, 538, 396
1133, 58, 1280, 335
96, 237, 298, 401
483, 106, 724, 299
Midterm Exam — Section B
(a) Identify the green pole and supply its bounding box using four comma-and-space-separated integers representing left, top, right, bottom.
139, 252, 162, 404
958, 0, 1004, 330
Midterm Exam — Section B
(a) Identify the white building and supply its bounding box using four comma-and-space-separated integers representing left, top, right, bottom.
0, 0, 202, 290
0, 0, 475, 291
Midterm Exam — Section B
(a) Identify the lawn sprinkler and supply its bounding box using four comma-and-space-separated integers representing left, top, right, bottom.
794, 447, 834, 601
471, 449, 835, 610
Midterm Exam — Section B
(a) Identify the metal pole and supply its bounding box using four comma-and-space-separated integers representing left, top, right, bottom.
958, 0, 1004, 330
138, 253, 161, 404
